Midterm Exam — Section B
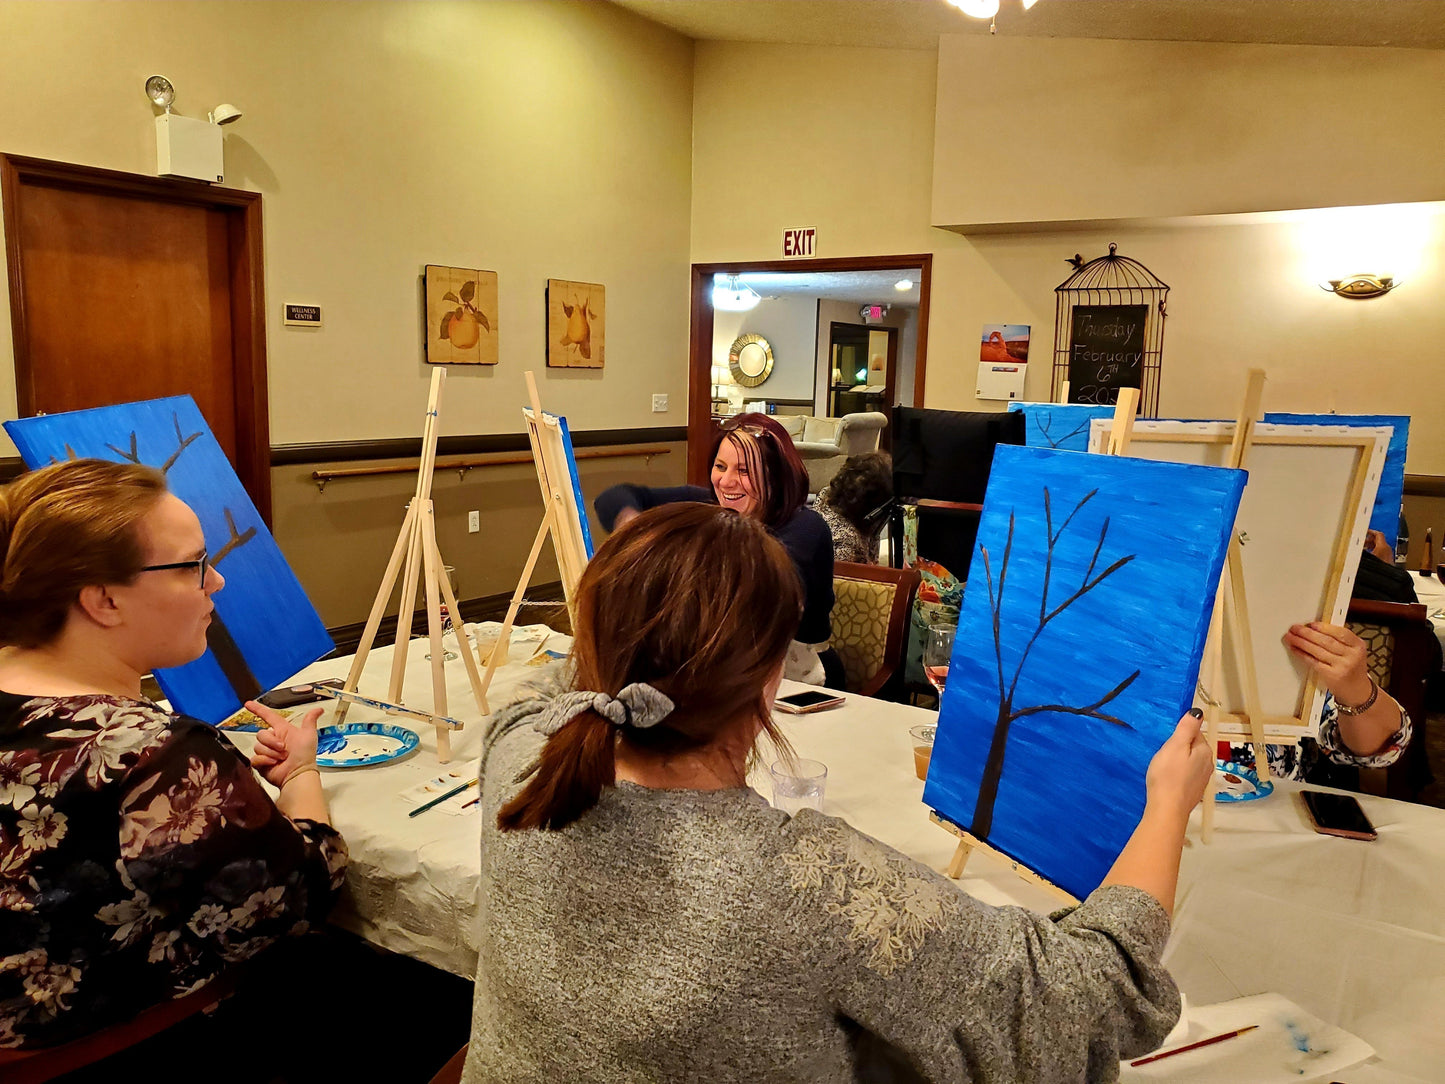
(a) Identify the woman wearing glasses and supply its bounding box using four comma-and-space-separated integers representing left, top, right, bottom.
0, 459, 346, 1048
595, 413, 838, 685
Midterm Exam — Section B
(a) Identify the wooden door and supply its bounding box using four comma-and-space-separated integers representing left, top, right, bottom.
3, 155, 271, 520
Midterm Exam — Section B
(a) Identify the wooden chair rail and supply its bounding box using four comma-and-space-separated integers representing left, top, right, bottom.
309, 445, 670, 491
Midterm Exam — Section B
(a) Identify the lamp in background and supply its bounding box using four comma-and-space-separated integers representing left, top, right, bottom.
944, 0, 1041, 19
712, 274, 761, 312
209, 103, 244, 126
145, 76, 242, 183
1321, 274, 1398, 300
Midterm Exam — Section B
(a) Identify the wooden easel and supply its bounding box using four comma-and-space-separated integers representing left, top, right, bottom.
1199, 369, 1273, 841
940, 390, 1141, 894
474, 371, 590, 710
332, 368, 486, 762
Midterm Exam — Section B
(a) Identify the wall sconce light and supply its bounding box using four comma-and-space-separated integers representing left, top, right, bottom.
1321, 274, 1398, 300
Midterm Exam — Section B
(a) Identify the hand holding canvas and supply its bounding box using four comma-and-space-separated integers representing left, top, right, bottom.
1145, 711, 1214, 820
1283, 622, 1371, 705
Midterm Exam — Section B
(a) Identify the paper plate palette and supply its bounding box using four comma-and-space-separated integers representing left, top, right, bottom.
1213, 759, 1274, 803
315, 722, 420, 768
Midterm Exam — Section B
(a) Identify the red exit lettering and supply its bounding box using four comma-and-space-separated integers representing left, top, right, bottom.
782, 227, 816, 259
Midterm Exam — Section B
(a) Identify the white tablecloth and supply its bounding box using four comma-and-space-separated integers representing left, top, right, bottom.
228, 624, 571, 976
235, 660, 1445, 1081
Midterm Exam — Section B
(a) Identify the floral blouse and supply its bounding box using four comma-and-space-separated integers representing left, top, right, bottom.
1225, 694, 1413, 781
0, 692, 348, 1047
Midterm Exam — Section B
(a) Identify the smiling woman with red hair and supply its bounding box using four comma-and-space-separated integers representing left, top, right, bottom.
594, 412, 839, 685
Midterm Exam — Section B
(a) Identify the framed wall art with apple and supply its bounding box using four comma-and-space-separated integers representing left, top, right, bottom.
425, 265, 498, 365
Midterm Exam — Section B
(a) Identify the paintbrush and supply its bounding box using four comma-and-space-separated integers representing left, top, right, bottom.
407, 777, 478, 817
1128, 1024, 1258, 1067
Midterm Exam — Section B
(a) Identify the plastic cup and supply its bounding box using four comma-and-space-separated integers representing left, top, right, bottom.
909, 724, 936, 781
770, 759, 827, 815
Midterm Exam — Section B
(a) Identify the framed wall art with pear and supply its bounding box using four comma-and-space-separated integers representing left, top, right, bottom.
425, 265, 498, 365
546, 279, 605, 368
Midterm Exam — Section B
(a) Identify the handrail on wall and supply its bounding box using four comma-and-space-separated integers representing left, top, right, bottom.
310, 444, 670, 492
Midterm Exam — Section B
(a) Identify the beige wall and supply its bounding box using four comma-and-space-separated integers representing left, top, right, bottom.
692, 38, 1445, 476
712, 295, 817, 401
0, 0, 694, 624
933, 36, 1445, 229
0, 0, 694, 455
273, 443, 685, 628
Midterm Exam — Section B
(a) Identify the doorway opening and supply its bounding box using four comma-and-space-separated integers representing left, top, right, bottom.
687, 254, 931, 484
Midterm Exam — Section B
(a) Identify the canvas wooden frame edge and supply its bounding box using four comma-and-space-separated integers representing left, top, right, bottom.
1087, 419, 1390, 738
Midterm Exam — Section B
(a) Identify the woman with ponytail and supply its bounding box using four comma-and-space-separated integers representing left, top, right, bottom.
461, 503, 1213, 1084
0, 460, 346, 1048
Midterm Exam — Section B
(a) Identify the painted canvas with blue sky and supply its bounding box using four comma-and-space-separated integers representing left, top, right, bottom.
1008, 402, 1115, 452
1262, 414, 1408, 551
5, 396, 333, 724
922, 445, 1245, 899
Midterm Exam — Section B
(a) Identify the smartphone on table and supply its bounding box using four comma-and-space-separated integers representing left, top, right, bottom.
774, 690, 846, 715
1300, 790, 1377, 841
257, 678, 344, 710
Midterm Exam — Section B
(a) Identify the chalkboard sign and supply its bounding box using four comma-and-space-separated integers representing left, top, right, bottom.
1067, 304, 1147, 406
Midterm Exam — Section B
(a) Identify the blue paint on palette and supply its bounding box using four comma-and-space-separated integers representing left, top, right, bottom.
5, 397, 333, 724
556, 415, 595, 559
1008, 402, 1116, 452
922, 445, 1245, 899
1262, 413, 1407, 550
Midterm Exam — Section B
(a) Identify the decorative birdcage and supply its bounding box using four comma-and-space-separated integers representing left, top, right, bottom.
1051, 244, 1168, 416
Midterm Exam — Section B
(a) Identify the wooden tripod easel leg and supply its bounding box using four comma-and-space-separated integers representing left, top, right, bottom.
336, 500, 418, 726
418, 499, 451, 763
946, 838, 972, 879
476, 514, 554, 712
1200, 581, 1227, 844
1223, 545, 1271, 783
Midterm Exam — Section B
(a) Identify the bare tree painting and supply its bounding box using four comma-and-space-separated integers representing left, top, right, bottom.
970, 488, 1139, 840
921, 444, 1245, 898
7, 397, 332, 724
1009, 403, 1113, 453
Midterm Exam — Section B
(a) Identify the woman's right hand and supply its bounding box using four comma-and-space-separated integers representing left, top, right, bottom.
247, 701, 323, 788
1144, 711, 1213, 822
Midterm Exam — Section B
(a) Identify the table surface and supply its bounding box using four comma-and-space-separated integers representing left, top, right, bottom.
243, 644, 1444, 1083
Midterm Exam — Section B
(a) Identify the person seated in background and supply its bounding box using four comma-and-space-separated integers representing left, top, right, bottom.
594, 413, 839, 686
459, 502, 1213, 1084
0, 459, 346, 1048
1227, 620, 1412, 781
817, 451, 893, 564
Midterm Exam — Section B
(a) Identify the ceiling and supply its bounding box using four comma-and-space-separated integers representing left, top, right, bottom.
611, 1, 1445, 51
716, 269, 923, 306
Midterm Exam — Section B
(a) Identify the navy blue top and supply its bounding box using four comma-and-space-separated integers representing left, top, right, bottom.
594, 484, 834, 644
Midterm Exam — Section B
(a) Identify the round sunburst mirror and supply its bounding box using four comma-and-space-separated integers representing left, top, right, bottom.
728, 333, 774, 388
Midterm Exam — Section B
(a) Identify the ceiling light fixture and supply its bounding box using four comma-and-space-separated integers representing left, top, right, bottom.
894, 279, 914, 291
712, 274, 761, 312
1321, 274, 1398, 300
950, 0, 1000, 17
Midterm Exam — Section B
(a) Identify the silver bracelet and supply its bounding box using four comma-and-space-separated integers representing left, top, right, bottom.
1335, 678, 1379, 716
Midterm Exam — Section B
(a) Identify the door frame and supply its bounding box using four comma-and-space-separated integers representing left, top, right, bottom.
688, 253, 931, 486
2, 154, 272, 522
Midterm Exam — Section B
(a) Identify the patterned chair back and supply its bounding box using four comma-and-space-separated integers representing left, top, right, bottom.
830, 562, 921, 697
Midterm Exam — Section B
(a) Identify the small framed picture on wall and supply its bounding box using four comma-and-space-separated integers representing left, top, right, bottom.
425, 265, 498, 365
546, 279, 605, 368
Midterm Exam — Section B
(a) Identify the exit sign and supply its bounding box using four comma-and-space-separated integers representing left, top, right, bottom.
782, 226, 816, 259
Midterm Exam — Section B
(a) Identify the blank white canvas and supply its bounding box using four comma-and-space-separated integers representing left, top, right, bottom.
1088, 421, 1388, 737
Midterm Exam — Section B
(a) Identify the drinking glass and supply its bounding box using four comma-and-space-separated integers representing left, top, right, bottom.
909, 724, 936, 782
769, 759, 827, 815
923, 623, 956, 696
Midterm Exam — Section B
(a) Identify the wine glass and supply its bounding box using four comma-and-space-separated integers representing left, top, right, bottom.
923, 623, 956, 697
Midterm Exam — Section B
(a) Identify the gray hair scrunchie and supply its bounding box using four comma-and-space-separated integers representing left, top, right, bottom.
533, 683, 675, 737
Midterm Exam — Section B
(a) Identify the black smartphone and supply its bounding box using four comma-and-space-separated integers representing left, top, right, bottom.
775, 690, 846, 715
257, 678, 343, 710
1301, 791, 1377, 841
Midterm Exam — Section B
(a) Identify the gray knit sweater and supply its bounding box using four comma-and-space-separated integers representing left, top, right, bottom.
460, 696, 1180, 1083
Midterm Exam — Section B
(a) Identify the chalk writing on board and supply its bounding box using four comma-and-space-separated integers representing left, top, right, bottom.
1068, 304, 1147, 406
